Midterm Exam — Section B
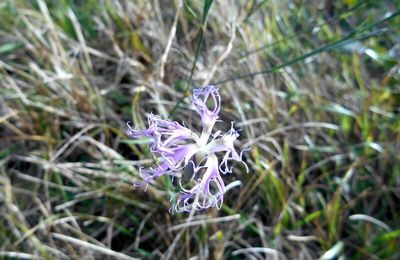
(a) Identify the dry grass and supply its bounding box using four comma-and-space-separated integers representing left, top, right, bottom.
1, 0, 399, 259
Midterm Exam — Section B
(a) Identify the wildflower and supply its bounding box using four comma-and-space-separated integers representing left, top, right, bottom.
127, 85, 248, 212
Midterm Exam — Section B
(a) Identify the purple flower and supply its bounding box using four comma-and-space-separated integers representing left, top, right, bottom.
127, 85, 248, 212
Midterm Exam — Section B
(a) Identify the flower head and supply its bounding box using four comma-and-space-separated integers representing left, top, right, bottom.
127, 85, 248, 212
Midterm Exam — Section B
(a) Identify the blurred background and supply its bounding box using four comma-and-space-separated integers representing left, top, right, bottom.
0, 0, 399, 259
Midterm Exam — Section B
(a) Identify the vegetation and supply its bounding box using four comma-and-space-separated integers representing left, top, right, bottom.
0, 0, 399, 259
